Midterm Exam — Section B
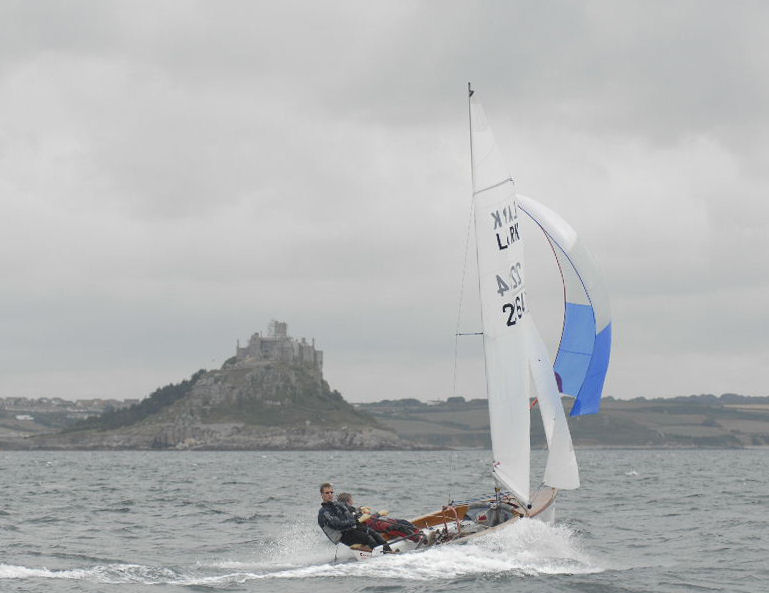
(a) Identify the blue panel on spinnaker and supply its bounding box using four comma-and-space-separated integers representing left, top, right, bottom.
517, 194, 612, 417
555, 303, 596, 396
569, 323, 612, 416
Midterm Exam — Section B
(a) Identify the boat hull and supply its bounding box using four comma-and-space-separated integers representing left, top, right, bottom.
344, 488, 557, 561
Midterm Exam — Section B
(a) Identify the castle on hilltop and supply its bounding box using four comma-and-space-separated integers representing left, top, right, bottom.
234, 320, 323, 375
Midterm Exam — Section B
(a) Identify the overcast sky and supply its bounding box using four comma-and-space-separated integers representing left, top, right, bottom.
1, 1, 767, 403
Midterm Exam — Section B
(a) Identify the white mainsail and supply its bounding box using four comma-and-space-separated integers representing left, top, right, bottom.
470, 92, 531, 503
470, 88, 581, 502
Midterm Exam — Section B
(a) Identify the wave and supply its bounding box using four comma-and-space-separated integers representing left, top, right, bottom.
1, 519, 602, 586
0, 563, 179, 584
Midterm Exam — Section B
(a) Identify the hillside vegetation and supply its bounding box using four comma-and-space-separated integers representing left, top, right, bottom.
70, 370, 207, 431
357, 394, 769, 448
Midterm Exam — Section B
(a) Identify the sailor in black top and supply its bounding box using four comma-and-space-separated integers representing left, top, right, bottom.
317, 483, 391, 551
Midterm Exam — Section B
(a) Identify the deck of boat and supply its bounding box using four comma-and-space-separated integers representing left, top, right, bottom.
402, 487, 557, 544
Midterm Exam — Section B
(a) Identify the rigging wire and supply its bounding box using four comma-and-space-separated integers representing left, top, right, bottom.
447, 82, 480, 505
451, 199, 478, 399
448, 148, 477, 506
452, 81, 484, 399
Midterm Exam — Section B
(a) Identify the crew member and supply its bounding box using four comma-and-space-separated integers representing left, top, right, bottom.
317, 482, 392, 552
337, 492, 423, 544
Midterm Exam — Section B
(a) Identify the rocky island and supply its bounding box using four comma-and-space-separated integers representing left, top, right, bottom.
4, 321, 410, 450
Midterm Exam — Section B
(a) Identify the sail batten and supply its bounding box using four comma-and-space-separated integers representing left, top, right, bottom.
474, 178, 515, 196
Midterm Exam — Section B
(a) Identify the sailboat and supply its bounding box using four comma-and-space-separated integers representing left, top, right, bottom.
346, 86, 612, 560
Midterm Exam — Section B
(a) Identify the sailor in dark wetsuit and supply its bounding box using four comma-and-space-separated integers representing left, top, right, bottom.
317, 482, 391, 552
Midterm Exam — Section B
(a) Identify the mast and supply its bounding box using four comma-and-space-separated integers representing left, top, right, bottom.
466, 80, 489, 410
468, 82, 475, 191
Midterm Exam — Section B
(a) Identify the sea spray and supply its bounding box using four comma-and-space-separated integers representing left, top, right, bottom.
201, 520, 339, 572
211, 519, 602, 583
1, 520, 599, 587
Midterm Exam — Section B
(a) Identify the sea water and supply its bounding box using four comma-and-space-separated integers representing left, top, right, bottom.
0, 449, 767, 592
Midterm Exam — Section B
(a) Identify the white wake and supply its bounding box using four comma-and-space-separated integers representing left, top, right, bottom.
1, 519, 603, 586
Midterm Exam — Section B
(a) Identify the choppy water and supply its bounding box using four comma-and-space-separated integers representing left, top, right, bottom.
0, 449, 767, 592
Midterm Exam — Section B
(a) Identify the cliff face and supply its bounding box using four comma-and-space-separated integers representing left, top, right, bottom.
188, 360, 369, 428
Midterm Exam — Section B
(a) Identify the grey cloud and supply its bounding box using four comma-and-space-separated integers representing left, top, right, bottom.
1, 1, 767, 401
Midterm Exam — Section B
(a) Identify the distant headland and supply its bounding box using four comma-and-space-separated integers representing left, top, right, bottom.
2, 321, 768, 450
0, 321, 409, 450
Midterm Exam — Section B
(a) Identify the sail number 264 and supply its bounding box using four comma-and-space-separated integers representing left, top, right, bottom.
495, 262, 526, 325
502, 292, 526, 326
